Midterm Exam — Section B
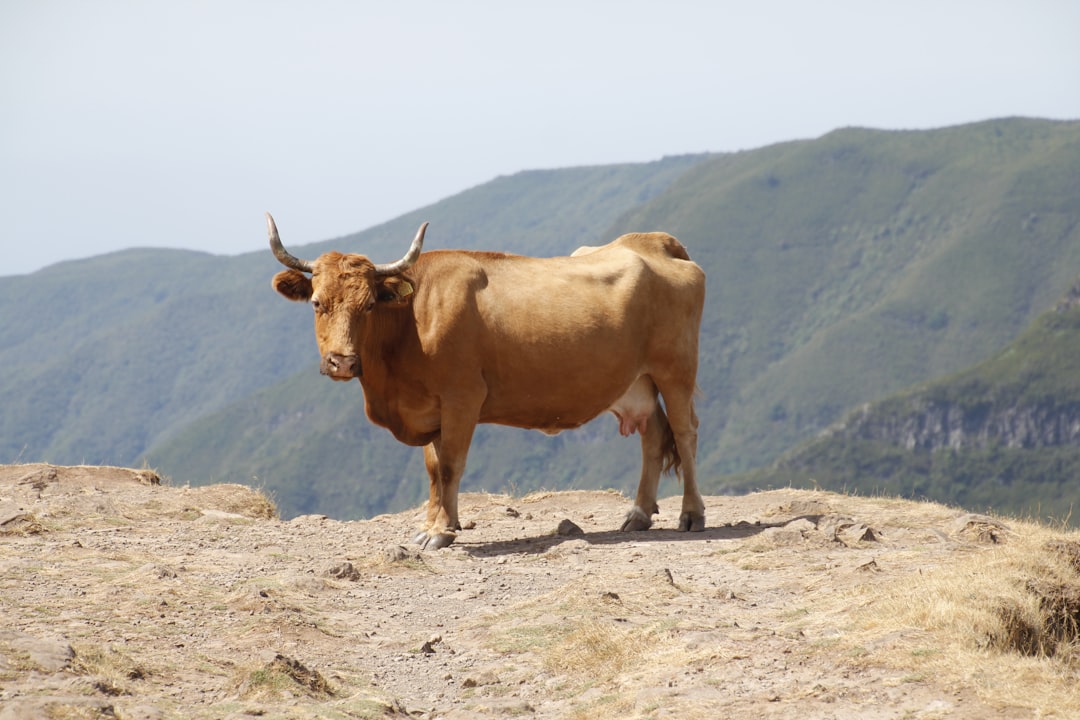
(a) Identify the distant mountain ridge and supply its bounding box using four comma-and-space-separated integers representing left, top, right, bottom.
3, 118, 1080, 520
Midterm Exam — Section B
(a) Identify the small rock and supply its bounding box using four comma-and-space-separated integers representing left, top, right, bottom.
0, 630, 75, 672
385, 545, 423, 563
505, 507, 520, 518
949, 514, 1011, 544
152, 564, 179, 579
837, 523, 878, 547
325, 561, 361, 581
556, 519, 583, 536
762, 526, 806, 545
784, 518, 817, 533
420, 634, 442, 654
463, 670, 500, 687
0, 505, 43, 535
819, 514, 879, 546
259, 649, 282, 664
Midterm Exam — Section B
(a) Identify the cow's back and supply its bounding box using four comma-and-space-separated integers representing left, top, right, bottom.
402, 236, 703, 431
607, 231, 693, 263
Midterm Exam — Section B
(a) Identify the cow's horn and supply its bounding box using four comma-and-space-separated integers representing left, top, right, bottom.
374, 222, 428, 276
266, 213, 314, 274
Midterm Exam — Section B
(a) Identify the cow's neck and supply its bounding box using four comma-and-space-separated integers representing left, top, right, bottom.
357, 306, 418, 394
355, 307, 436, 446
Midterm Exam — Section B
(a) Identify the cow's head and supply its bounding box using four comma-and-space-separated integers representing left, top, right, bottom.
267, 213, 427, 381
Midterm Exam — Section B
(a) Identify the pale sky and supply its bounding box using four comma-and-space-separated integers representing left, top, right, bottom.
2, 0, 1078, 276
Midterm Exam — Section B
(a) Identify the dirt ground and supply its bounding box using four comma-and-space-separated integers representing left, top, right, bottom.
1, 463, 1078, 719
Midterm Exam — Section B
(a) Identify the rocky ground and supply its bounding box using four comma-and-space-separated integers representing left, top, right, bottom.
1, 463, 1079, 719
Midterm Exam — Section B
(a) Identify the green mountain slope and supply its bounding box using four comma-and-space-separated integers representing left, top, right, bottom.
0, 249, 314, 463
732, 277, 1080, 524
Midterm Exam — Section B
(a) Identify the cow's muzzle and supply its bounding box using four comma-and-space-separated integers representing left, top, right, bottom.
321, 353, 361, 380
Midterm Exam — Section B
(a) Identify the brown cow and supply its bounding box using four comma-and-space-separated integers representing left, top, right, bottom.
268, 214, 706, 548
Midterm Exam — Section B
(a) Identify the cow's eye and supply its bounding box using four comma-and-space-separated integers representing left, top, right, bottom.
311, 298, 323, 313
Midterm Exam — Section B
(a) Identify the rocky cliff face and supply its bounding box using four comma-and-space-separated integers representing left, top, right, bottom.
1054, 276, 1080, 314
831, 400, 1080, 452
815, 275, 1080, 455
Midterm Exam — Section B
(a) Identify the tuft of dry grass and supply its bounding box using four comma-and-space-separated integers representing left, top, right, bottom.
70, 642, 151, 697
542, 617, 674, 679
181, 484, 278, 520
230, 653, 334, 701
848, 518, 1080, 715
0, 511, 44, 535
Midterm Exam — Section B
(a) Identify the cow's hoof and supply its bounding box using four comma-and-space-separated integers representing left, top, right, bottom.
677, 512, 705, 532
413, 530, 456, 550
620, 506, 653, 532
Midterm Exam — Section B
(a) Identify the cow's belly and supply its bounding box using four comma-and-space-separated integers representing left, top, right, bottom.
486, 374, 658, 437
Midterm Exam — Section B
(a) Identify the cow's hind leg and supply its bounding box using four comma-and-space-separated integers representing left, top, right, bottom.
671, 399, 704, 532
652, 373, 704, 532
621, 403, 667, 532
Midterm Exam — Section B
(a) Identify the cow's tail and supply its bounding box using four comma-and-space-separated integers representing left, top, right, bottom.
658, 392, 699, 480
658, 405, 682, 479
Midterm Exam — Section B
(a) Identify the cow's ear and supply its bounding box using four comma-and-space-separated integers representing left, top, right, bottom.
376, 276, 415, 306
272, 270, 313, 302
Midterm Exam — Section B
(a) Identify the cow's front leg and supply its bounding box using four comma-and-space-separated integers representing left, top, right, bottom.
412, 439, 461, 549
412, 411, 478, 549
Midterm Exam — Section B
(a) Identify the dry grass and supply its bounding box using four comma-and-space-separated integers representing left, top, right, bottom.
542, 617, 679, 678
71, 642, 151, 697
476, 577, 695, 719
230, 654, 334, 701
0, 511, 44, 535
180, 484, 278, 520
847, 517, 1080, 715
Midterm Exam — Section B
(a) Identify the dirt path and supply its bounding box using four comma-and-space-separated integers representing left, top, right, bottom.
0, 464, 1075, 718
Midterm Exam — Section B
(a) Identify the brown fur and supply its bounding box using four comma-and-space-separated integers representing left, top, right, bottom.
272, 231, 706, 547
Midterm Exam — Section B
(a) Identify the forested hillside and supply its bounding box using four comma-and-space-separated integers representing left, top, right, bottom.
3, 118, 1079, 520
